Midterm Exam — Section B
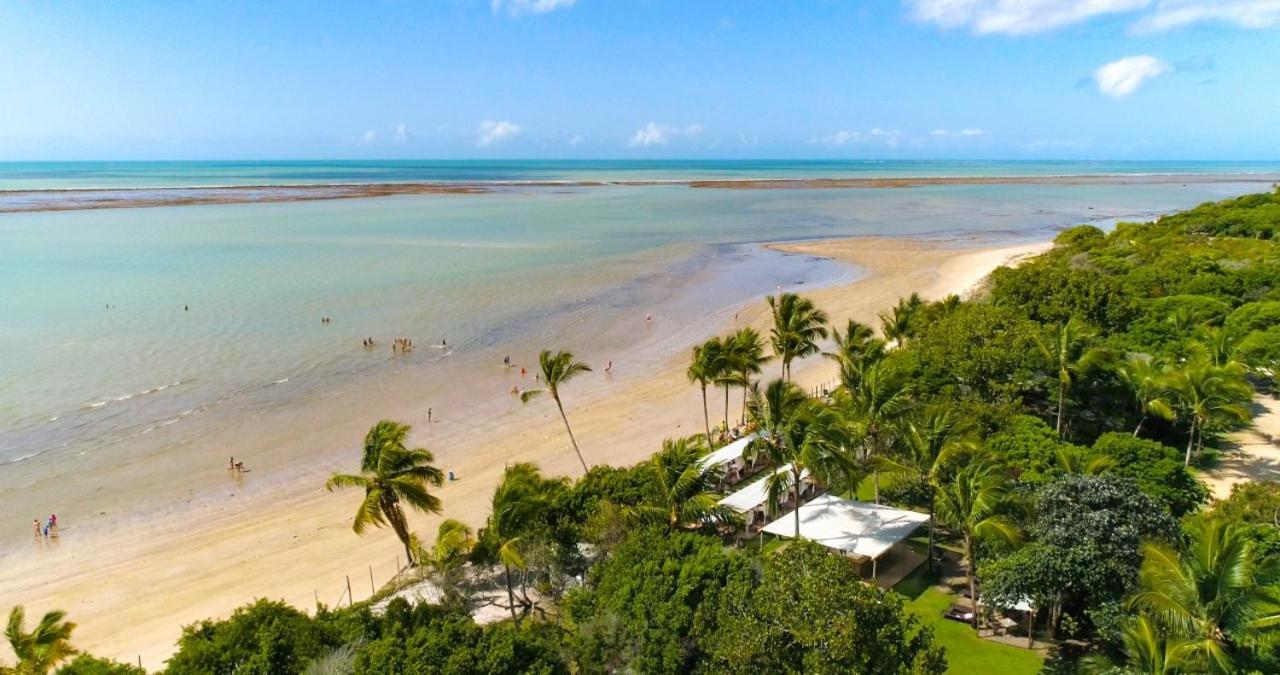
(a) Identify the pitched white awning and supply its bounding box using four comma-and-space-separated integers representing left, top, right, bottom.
697, 434, 754, 471
762, 493, 929, 560
718, 463, 808, 513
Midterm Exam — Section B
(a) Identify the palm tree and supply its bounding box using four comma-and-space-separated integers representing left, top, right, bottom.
483, 463, 567, 622
1128, 519, 1280, 673
746, 379, 812, 538
879, 293, 924, 345
687, 338, 726, 447
326, 420, 444, 566
1054, 446, 1115, 475
1192, 326, 1250, 370
877, 406, 978, 571
1116, 353, 1176, 437
522, 349, 593, 473
5, 606, 77, 674
746, 380, 856, 538
629, 437, 737, 529
838, 360, 914, 502
1033, 318, 1112, 438
1161, 355, 1253, 465
1087, 615, 1197, 675
723, 327, 769, 426
933, 461, 1022, 629
767, 293, 828, 382
825, 319, 886, 391
419, 518, 477, 608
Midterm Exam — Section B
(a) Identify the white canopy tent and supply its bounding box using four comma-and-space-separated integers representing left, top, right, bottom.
718, 463, 809, 513
762, 494, 929, 569
697, 434, 754, 471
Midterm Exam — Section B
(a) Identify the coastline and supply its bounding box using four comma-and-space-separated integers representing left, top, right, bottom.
0, 233, 1049, 668
3, 172, 1277, 213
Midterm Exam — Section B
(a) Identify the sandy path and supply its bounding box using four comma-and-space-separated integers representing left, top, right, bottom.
0, 234, 1050, 668
1202, 396, 1280, 500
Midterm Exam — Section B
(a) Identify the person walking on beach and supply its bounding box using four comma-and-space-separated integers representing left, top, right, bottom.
32, 519, 41, 538
427, 408, 432, 423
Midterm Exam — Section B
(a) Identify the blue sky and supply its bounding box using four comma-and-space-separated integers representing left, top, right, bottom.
0, 0, 1277, 160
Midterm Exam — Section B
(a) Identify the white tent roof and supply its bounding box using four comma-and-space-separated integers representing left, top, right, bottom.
762, 494, 929, 560
718, 463, 808, 513
697, 434, 754, 471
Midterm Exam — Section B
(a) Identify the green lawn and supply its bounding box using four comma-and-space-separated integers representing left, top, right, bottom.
895, 569, 1045, 675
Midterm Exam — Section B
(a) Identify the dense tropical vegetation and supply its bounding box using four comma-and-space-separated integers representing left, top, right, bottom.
8, 188, 1280, 674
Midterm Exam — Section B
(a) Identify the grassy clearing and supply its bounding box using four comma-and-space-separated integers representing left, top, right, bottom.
895, 567, 1045, 675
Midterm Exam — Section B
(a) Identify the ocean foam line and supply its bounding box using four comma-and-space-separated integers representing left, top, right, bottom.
84, 380, 184, 410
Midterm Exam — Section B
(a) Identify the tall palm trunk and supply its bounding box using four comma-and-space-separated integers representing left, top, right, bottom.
927, 488, 937, 572
1184, 418, 1197, 466
553, 394, 589, 473
1055, 379, 1067, 438
383, 497, 415, 566
793, 467, 804, 539
700, 384, 713, 447
740, 386, 748, 425
723, 385, 730, 435
1133, 414, 1146, 437
965, 535, 979, 629
504, 563, 518, 622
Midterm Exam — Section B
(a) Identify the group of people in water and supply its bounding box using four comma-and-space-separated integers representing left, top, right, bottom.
32, 514, 58, 539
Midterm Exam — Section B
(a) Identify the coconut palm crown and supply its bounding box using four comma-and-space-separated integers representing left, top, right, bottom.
325, 420, 444, 566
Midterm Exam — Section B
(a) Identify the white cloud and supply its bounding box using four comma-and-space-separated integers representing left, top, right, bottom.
491, 0, 577, 17
928, 128, 986, 137
629, 123, 670, 147
568, 134, 584, 146
627, 122, 703, 147
1134, 0, 1280, 31
816, 130, 864, 145
816, 128, 911, 147
394, 124, 410, 144
359, 130, 377, 145
907, 0, 1280, 34
1094, 55, 1171, 97
905, 0, 1149, 35
477, 120, 522, 147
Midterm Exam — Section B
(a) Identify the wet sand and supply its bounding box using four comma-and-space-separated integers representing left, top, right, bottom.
0, 234, 1049, 668
3, 172, 1277, 213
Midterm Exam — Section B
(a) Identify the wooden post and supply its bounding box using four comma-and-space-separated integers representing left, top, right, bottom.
138, 655, 143, 669
314, 589, 320, 608
369, 565, 376, 596
346, 575, 353, 607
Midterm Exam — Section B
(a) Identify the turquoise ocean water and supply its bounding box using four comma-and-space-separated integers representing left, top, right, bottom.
1, 159, 1279, 190
1, 160, 1277, 541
